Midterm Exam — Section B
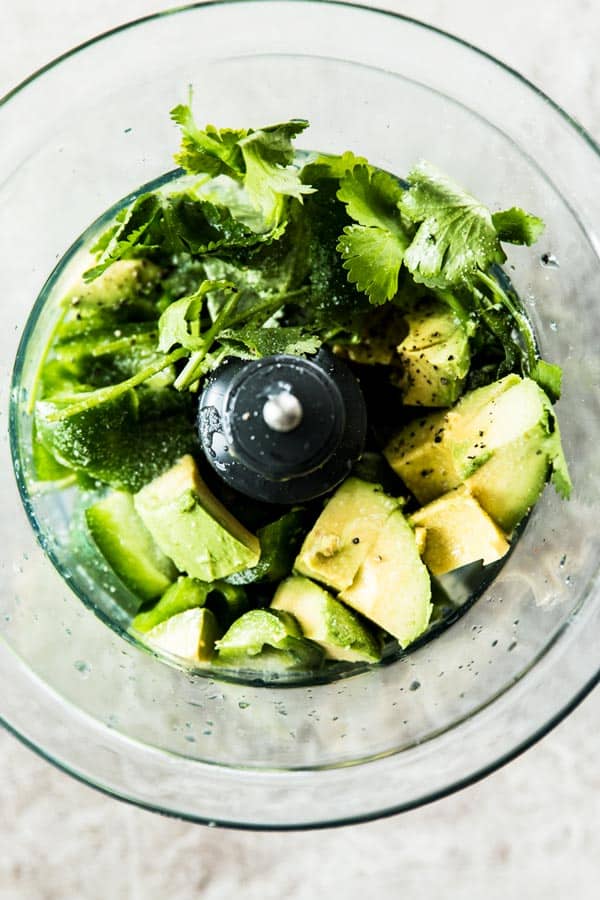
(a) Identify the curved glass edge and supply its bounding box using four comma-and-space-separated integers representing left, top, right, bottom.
2, 661, 598, 831
2, 0, 599, 164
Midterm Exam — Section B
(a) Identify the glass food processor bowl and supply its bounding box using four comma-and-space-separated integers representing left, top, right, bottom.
2, 0, 600, 829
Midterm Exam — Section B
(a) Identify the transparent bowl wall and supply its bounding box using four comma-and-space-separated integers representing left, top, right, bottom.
1, 1, 599, 828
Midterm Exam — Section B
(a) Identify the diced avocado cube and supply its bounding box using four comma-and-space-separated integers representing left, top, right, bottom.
391, 300, 470, 407
410, 485, 510, 575
217, 608, 301, 655
340, 509, 432, 647
272, 576, 381, 663
226, 508, 308, 585
146, 607, 219, 663
134, 455, 260, 581
85, 491, 176, 602
384, 375, 519, 503
215, 609, 324, 671
133, 576, 208, 632
385, 374, 571, 532
61, 259, 162, 333
294, 478, 399, 592
333, 306, 408, 366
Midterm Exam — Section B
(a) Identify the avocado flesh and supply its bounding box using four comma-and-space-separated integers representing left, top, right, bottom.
146, 607, 219, 663
59, 259, 163, 334
134, 455, 260, 581
410, 486, 510, 576
132, 576, 209, 632
391, 300, 470, 407
272, 576, 381, 663
339, 509, 432, 647
85, 491, 176, 602
384, 375, 567, 532
294, 478, 399, 592
384, 374, 520, 503
215, 608, 324, 670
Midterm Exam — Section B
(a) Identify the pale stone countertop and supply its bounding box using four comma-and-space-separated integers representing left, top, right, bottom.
1, 2, 599, 898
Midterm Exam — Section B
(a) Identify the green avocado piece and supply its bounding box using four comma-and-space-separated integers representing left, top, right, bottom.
146, 607, 219, 663
410, 485, 510, 575
384, 374, 521, 503
391, 300, 470, 407
133, 576, 208, 632
385, 375, 570, 532
133, 577, 248, 633
59, 259, 163, 335
226, 508, 309, 585
215, 608, 323, 670
35, 390, 198, 492
85, 491, 176, 602
134, 455, 260, 581
340, 509, 432, 647
294, 478, 399, 592
272, 576, 381, 663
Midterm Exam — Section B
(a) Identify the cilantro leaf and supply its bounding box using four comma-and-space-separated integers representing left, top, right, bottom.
300, 150, 367, 184
337, 165, 405, 231
220, 325, 321, 358
492, 207, 545, 246
400, 161, 506, 289
170, 101, 246, 180
158, 280, 234, 353
335, 165, 410, 304
171, 100, 314, 228
337, 225, 408, 305
84, 194, 162, 281
237, 121, 315, 226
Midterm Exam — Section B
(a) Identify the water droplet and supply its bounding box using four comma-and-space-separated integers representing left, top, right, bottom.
508, 641, 517, 652
565, 575, 572, 586
185, 735, 196, 743
409, 680, 421, 691
540, 252, 560, 268
550, 321, 558, 332
238, 701, 249, 709
74, 660, 91, 677
559, 554, 567, 568
4, 614, 11, 623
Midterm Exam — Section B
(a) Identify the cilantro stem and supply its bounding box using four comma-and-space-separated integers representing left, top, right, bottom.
225, 287, 308, 329
45, 348, 188, 421
476, 270, 538, 373
174, 289, 241, 390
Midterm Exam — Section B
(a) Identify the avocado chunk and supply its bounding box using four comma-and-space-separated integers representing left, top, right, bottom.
60, 259, 163, 335
272, 576, 381, 663
390, 299, 470, 407
384, 375, 519, 503
133, 577, 248, 634
226, 508, 308, 585
339, 509, 432, 647
146, 607, 219, 663
85, 491, 176, 602
410, 486, 510, 575
133, 576, 208, 632
333, 306, 408, 365
384, 375, 570, 531
215, 608, 324, 670
294, 478, 399, 592
134, 455, 260, 581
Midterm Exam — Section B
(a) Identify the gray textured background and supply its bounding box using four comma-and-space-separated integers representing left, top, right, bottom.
2, 2, 599, 897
